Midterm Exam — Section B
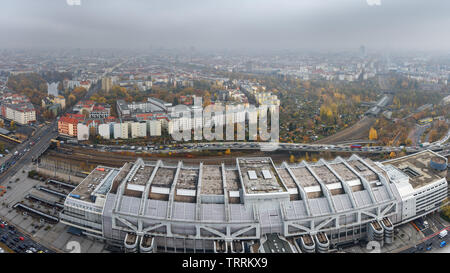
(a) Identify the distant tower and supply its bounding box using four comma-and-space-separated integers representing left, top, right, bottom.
359, 45, 366, 58
102, 77, 112, 93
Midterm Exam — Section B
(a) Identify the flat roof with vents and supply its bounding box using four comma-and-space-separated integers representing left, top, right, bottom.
237, 158, 288, 194
382, 150, 445, 189
71, 166, 118, 202
348, 160, 378, 182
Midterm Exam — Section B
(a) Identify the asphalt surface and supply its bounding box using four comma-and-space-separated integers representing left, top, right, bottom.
409, 124, 431, 147
0, 219, 53, 253
401, 215, 449, 253
401, 228, 449, 253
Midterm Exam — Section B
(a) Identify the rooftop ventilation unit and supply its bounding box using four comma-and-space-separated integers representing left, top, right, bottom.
355, 164, 367, 172
401, 167, 420, 178
248, 170, 257, 180
262, 170, 272, 180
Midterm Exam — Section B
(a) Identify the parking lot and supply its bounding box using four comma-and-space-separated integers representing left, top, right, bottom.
0, 163, 110, 253
0, 218, 52, 253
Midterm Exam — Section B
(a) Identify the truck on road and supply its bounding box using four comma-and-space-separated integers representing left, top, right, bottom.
439, 230, 448, 239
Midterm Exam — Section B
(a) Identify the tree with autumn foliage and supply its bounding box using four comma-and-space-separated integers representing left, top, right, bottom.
289, 154, 295, 163
369, 127, 378, 140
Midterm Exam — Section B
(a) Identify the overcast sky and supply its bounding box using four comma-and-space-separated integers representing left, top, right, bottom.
1, 0, 449, 52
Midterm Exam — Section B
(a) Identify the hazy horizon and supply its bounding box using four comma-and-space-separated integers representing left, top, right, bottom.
1, 0, 450, 52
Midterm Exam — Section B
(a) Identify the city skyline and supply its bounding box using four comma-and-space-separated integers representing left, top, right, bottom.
0, 0, 448, 256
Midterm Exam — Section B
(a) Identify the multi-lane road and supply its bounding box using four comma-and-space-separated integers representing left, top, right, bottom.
0, 122, 58, 184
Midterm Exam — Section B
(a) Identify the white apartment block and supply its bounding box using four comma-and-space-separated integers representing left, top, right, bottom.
168, 115, 192, 135
5, 104, 36, 125
77, 123, 89, 141
148, 120, 162, 136
130, 122, 147, 138
137, 122, 147, 138
120, 123, 129, 139
113, 123, 122, 139
112, 123, 129, 139
130, 122, 139, 138
98, 123, 111, 140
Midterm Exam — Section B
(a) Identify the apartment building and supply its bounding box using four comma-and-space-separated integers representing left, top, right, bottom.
4, 103, 36, 125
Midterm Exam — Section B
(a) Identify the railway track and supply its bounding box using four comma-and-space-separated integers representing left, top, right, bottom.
44, 146, 273, 166
45, 150, 127, 167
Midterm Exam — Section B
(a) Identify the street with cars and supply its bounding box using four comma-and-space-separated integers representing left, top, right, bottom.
400, 215, 449, 253
0, 122, 58, 184
63, 136, 450, 156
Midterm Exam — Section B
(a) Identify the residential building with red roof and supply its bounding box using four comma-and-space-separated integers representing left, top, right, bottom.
58, 114, 83, 137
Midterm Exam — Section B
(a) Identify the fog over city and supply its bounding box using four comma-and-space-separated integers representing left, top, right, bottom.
1, 0, 450, 52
